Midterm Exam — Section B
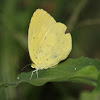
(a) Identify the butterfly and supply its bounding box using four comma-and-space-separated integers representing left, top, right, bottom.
28, 9, 72, 79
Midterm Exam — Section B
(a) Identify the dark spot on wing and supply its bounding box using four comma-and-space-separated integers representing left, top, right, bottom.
44, 37, 46, 40
52, 54, 58, 58
47, 44, 49, 46
65, 29, 68, 34
35, 57, 37, 59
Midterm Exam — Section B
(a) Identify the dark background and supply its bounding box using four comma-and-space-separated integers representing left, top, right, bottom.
0, 0, 100, 100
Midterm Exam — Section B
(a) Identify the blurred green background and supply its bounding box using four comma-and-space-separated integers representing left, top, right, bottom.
0, 0, 100, 100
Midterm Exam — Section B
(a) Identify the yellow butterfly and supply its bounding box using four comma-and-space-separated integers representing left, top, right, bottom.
28, 9, 72, 79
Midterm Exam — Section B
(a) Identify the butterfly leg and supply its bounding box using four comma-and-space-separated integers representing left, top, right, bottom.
36, 70, 38, 78
30, 68, 39, 79
30, 70, 36, 80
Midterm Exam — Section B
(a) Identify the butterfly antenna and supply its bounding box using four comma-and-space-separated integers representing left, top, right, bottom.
20, 64, 31, 72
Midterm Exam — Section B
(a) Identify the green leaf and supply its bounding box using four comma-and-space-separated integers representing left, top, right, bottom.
80, 91, 100, 100
0, 57, 100, 88
80, 72, 100, 100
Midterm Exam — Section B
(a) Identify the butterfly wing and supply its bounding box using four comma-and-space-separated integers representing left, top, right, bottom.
28, 9, 72, 69
28, 9, 56, 64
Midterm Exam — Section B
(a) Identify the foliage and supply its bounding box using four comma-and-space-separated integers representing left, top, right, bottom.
0, 57, 100, 88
